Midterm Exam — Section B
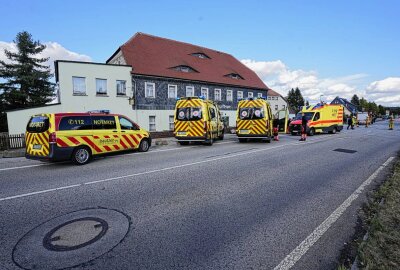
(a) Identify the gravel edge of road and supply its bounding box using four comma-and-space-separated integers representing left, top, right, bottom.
337, 152, 400, 270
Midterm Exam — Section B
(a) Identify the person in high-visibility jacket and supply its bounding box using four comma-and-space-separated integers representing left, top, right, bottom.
389, 114, 394, 130
352, 116, 356, 129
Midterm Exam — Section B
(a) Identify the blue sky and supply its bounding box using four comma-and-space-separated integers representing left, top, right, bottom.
1, 0, 399, 105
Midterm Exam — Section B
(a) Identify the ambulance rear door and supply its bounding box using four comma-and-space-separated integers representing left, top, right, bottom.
26, 114, 51, 157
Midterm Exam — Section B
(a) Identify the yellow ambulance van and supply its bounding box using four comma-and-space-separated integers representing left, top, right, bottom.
25, 111, 151, 165
174, 97, 224, 145
236, 97, 274, 142
289, 103, 344, 136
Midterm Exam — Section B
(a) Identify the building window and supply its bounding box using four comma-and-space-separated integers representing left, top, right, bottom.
149, 116, 156, 131
258, 93, 263, 98
201, 87, 209, 99
227, 90, 233, 101
145, 82, 155, 98
186, 86, 195, 97
116, 80, 126, 96
171, 65, 198, 73
214, 89, 221, 101
248, 92, 253, 98
237, 91, 243, 100
225, 73, 244, 80
275, 105, 279, 111
169, 115, 174, 130
72, 76, 86, 95
267, 96, 271, 100
191, 52, 211, 59
282, 105, 286, 109
168, 84, 177, 98
96, 79, 107, 95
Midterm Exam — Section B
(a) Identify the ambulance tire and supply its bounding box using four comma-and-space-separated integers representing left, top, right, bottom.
138, 139, 150, 152
291, 132, 297, 136
329, 127, 337, 134
72, 146, 92, 165
204, 135, 214, 146
264, 138, 271, 143
238, 138, 247, 143
218, 130, 224, 140
308, 128, 315, 136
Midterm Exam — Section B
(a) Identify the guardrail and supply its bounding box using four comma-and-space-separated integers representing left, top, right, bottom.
0, 133, 26, 150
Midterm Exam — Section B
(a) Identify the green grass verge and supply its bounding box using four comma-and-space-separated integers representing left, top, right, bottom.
357, 160, 400, 269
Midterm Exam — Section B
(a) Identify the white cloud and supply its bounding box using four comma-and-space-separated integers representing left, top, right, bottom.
0, 41, 92, 71
365, 77, 400, 107
241, 59, 399, 107
366, 77, 400, 94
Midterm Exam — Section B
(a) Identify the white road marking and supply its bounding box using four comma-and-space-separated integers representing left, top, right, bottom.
0, 135, 340, 202
273, 156, 395, 270
0, 163, 51, 172
0, 140, 237, 170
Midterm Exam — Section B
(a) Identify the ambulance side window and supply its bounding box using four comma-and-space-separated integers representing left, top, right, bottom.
59, 116, 92, 130
209, 108, 216, 120
119, 117, 139, 130
92, 116, 117, 130
313, 112, 320, 121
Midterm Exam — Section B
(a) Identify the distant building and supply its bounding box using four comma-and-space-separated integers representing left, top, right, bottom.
6, 33, 287, 134
330, 96, 358, 116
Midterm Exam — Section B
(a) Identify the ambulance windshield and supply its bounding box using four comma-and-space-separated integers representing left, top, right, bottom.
239, 107, 264, 120
176, 107, 203, 121
26, 116, 49, 133
295, 112, 314, 121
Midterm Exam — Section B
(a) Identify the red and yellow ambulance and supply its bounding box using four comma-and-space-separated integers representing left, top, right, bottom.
289, 103, 344, 136
25, 111, 151, 165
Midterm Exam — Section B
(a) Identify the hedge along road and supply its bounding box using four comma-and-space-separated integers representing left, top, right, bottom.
0, 121, 399, 270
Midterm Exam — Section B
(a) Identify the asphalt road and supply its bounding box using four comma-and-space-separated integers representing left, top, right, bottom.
0, 120, 399, 270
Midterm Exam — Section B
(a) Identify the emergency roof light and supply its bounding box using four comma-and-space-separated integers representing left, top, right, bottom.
87, 110, 110, 114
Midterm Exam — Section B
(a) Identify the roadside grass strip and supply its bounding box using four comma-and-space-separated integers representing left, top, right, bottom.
273, 157, 394, 270
357, 159, 400, 269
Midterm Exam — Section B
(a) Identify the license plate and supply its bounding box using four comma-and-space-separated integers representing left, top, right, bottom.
239, 129, 250, 134
33, 144, 42, 150
177, 131, 186, 136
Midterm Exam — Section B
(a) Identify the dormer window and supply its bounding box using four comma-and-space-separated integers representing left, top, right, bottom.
190, 52, 211, 59
171, 65, 199, 73
225, 73, 244, 80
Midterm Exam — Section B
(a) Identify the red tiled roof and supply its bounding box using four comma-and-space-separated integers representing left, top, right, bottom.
267, 89, 281, 97
108, 33, 268, 90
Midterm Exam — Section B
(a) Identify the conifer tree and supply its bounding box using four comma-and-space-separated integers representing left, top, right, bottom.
0, 31, 55, 131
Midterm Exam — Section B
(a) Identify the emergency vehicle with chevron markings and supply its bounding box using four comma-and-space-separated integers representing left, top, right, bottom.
236, 97, 274, 143
25, 111, 151, 165
289, 103, 344, 136
174, 97, 224, 145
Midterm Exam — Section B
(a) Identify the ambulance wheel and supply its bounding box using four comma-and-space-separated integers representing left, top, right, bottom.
218, 130, 224, 140
138, 139, 150, 152
72, 146, 91, 165
239, 138, 247, 143
329, 127, 337, 134
308, 128, 315, 136
291, 132, 296, 136
264, 138, 271, 143
179, 141, 189, 145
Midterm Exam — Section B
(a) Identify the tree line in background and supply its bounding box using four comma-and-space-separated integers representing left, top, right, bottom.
286, 88, 388, 116
0, 31, 55, 132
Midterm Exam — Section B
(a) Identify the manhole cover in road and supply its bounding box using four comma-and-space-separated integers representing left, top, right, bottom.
13, 208, 130, 270
333, 148, 358, 154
